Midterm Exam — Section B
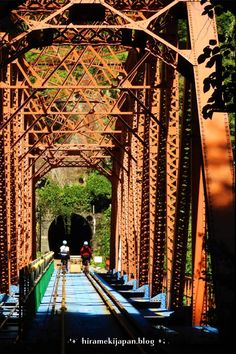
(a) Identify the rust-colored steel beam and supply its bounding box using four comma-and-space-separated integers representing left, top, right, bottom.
139, 57, 161, 288
151, 68, 168, 296
187, 2, 235, 339
0, 128, 10, 294
0, 2, 234, 340
169, 79, 192, 308
192, 166, 207, 326
138, 66, 152, 287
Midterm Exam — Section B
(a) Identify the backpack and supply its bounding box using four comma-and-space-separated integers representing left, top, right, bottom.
81, 246, 91, 257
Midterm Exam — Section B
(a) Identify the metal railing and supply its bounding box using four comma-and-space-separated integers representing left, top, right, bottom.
18, 251, 54, 338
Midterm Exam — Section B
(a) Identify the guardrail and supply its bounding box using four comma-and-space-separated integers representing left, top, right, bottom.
19, 251, 54, 337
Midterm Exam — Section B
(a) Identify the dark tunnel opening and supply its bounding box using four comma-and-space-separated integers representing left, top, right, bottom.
48, 213, 92, 258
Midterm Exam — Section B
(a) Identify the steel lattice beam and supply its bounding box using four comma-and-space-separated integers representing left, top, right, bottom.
0, 2, 235, 342
187, 1, 235, 337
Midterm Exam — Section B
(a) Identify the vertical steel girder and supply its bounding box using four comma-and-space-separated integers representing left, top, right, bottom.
192, 166, 207, 326
0, 143, 9, 293
151, 62, 172, 297
0, 117, 10, 293
145, 59, 161, 293
0, 48, 35, 291
111, 48, 144, 278
0, 2, 234, 338
187, 2, 235, 336
0, 58, 16, 293
165, 66, 180, 307
138, 63, 152, 286
139, 58, 160, 288
169, 78, 192, 308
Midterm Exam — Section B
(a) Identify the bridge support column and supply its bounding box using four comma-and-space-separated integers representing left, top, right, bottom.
187, 1, 235, 339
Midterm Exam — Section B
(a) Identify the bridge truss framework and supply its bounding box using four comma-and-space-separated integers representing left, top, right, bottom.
0, 0, 234, 339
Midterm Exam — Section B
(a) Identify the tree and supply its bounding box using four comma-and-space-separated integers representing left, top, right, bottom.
92, 207, 111, 264
36, 171, 112, 257
86, 171, 112, 212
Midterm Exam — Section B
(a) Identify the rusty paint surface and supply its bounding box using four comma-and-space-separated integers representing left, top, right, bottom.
0, 1, 234, 339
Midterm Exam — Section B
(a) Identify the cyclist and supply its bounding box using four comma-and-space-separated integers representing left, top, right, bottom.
59, 240, 70, 272
80, 241, 92, 272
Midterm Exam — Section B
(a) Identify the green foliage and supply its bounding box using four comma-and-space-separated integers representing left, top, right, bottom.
36, 172, 112, 262
36, 179, 89, 218
217, 11, 235, 94
36, 171, 111, 218
216, 8, 235, 153
37, 180, 61, 217
185, 228, 192, 276
25, 51, 39, 63
86, 171, 112, 212
92, 206, 111, 262
178, 18, 188, 49
115, 52, 128, 61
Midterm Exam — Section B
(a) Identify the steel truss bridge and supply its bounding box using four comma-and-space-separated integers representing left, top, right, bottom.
0, 0, 235, 343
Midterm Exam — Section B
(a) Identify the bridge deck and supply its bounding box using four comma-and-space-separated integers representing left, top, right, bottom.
1, 268, 221, 354
23, 269, 136, 354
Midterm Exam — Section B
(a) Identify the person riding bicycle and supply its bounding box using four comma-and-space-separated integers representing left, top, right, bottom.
60, 240, 70, 271
80, 241, 92, 268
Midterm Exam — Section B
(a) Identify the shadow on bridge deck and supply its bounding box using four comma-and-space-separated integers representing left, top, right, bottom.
1, 268, 224, 354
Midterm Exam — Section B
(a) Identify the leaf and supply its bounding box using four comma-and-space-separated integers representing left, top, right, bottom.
208, 72, 216, 79
202, 105, 213, 119
206, 56, 217, 68
212, 46, 220, 55
218, 34, 225, 42
219, 43, 228, 50
223, 50, 231, 56
203, 80, 211, 92
198, 53, 207, 64
227, 44, 235, 51
211, 79, 217, 88
203, 46, 211, 56
202, 4, 214, 15
208, 10, 214, 18
209, 39, 217, 46
222, 71, 230, 80
210, 90, 220, 101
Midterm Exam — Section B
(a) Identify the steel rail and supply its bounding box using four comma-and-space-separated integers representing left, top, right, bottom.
52, 267, 61, 314
85, 271, 155, 354
31, 265, 66, 353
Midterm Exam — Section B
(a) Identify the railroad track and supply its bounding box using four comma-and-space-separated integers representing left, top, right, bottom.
50, 266, 156, 354
86, 271, 153, 354
1, 266, 168, 353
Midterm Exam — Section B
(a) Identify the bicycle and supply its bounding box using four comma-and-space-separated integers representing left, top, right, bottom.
61, 256, 69, 272
82, 258, 90, 274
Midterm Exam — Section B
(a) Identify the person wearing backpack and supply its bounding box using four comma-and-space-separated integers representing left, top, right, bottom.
59, 240, 70, 271
80, 241, 92, 270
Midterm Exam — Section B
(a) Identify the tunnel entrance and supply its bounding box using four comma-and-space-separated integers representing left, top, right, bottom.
48, 213, 92, 258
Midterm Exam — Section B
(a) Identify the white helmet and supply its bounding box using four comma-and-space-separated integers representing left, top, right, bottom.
63, 240, 67, 245
83, 241, 88, 245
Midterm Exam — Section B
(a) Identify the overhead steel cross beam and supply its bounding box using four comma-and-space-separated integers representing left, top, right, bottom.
0, 2, 235, 341
0, 0, 193, 68
0, 40, 149, 177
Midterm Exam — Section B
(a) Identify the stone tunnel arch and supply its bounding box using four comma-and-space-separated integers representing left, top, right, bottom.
48, 213, 92, 258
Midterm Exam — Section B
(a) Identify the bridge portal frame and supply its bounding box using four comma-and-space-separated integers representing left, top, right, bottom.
0, 0, 234, 338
